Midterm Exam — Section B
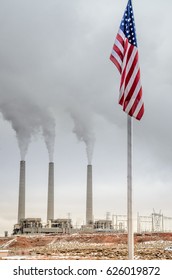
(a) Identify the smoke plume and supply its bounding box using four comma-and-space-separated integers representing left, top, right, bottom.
0, 95, 55, 161
42, 111, 56, 162
70, 108, 95, 164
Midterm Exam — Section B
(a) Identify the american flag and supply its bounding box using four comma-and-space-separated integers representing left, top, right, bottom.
110, 0, 144, 120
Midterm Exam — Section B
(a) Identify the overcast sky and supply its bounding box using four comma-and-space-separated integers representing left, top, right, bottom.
0, 0, 172, 235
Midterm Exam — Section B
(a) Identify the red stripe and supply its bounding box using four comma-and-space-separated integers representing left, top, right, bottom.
113, 44, 123, 62
119, 40, 130, 106
120, 40, 131, 88
125, 49, 138, 89
120, 40, 128, 88
116, 33, 124, 48
110, 54, 122, 73
123, 68, 141, 111
128, 87, 142, 116
119, 95, 124, 106
120, 45, 135, 104
136, 103, 144, 120
125, 44, 135, 68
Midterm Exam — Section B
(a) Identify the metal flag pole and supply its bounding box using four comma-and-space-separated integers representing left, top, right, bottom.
127, 115, 134, 259
109, 0, 144, 258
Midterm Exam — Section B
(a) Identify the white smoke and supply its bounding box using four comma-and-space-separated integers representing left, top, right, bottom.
42, 111, 56, 162
70, 107, 95, 164
0, 95, 55, 161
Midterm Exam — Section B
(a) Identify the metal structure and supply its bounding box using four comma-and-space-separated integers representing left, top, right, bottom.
152, 210, 163, 232
86, 164, 93, 226
137, 210, 172, 233
127, 116, 133, 259
18, 160, 25, 223
112, 214, 127, 232
137, 213, 152, 233
163, 216, 172, 232
47, 162, 54, 222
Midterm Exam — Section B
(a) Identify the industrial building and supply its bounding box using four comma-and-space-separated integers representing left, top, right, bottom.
14, 161, 95, 235
13, 159, 172, 236
94, 219, 113, 231
13, 218, 73, 235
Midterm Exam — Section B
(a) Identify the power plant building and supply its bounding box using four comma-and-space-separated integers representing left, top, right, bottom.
13, 218, 73, 235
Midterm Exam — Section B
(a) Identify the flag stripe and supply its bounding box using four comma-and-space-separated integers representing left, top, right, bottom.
128, 88, 143, 117
111, 49, 123, 67
120, 44, 136, 101
124, 62, 140, 104
125, 80, 142, 113
113, 44, 123, 62
135, 103, 144, 120
118, 38, 129, 103
124, 48, 138, 89
110, 54, 122, 73
114, 37, 124, 54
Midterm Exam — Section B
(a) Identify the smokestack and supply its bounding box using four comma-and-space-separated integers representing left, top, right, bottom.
47, 162, 54, 222
18, 160, 25, 223
86, 164, 93, 226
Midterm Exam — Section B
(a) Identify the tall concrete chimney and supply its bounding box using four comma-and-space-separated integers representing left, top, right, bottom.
86, 164, 93, 226
47, 162, 54, 222
18, 160, 25, 223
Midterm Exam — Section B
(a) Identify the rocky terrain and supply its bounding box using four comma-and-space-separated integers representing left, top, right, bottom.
0, 232, 172, 260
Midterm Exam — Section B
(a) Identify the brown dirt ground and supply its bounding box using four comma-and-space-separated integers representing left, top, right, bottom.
0, 232, 172, 260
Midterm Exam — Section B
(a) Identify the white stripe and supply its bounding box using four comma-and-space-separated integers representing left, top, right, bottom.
111, 49, 122, 67
125, 80, 142, 114
119, 84, 124, 104
120, 45, 137, 97
115, 37, 124, 54
125, 47, 138, 79
119, 40, 130, 103
118, 29, 125, 40
121, 39, 129, 73
132, 99, 143, 118
124, 60, 140, 100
